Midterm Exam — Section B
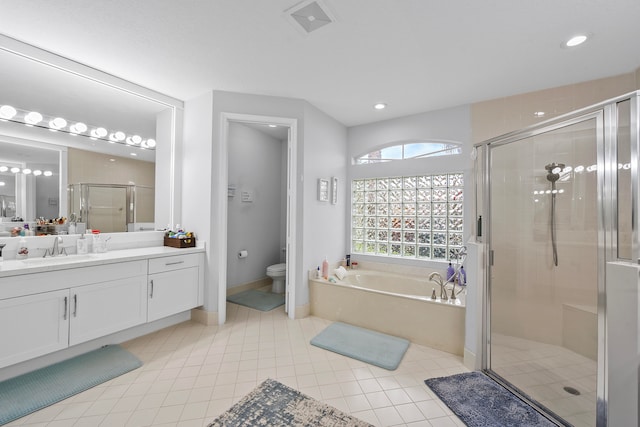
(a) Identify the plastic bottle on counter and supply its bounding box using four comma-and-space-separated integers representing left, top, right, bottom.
17, 237, 28, 260
77, 234, 88, 254
322, 256, 329, 280
459, 266, 466, 285
446, 263, 454, 282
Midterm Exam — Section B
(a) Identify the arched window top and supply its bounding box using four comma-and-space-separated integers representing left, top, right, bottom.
355, 140, 462, 165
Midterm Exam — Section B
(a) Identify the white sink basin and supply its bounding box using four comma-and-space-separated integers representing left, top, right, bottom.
21, 254, 98, 265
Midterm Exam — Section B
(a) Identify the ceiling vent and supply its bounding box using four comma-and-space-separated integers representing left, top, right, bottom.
285, 0, 335, 34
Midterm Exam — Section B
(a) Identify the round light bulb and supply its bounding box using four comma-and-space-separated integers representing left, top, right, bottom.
132, 135, 142, 145
0, 182, 5, 186
33, 170, 42, 176
574, 165, 585, 173
70, 122, 88, 134
145, 139, 157, 148
49, 117, 67, 130
91, 127, 108, 138
22, 168, 32, 175
374, 103, 387, 110
0, 105, 17, 120
0, 166, 7, 172
566, 35, 587, 47
10, 167, 20, 173
115, 131, 126, 141
43, 170, 53, 177
25, 111, 43, 125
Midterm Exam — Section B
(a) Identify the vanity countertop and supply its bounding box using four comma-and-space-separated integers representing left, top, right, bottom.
0, 245, 205, 278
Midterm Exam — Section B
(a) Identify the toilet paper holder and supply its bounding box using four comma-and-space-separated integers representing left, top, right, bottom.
238, 250, 248, 259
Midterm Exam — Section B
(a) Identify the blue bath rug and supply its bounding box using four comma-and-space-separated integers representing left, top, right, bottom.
227, 289, 285, 311
208, 378, 373, 426
310, 322, 410, 370
0, 345, 142, 426
424, 371, 557, 427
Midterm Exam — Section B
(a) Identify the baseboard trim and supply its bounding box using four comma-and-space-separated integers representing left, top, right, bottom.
227, 278, 272, 296
295, 303, 310, 319
191, 307, 218, 325
463, 348, 478, 371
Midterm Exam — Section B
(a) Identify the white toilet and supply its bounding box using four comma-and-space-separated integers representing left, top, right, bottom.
266, 263, 286, 294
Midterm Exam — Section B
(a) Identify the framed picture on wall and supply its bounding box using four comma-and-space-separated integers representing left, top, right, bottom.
331, 177, 338, 204
318, 178, 329, 202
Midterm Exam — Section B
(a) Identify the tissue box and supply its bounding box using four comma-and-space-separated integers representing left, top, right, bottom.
163, 236, 196, 248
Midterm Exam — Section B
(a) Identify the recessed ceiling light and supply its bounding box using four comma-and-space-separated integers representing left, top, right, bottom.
565, 34, 588, 47
374, 103, 387, 110
130, 153, 137, 156
268, 124, 277, 128
534, 111, 545, 117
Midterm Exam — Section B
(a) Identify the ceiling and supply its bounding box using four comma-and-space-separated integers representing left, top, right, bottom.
0, 0, 639, 127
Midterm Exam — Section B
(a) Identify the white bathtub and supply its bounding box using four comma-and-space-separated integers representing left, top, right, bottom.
309, 269, 465, 355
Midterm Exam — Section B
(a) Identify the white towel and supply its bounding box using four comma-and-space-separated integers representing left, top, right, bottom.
334, 266, 347, 280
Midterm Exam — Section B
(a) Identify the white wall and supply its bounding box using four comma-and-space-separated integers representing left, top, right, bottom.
181, 90, 349, 319
181, 92, 214, 309
301, 102, 348, 305
346, 104, 472, 269
227, 122, 284, 288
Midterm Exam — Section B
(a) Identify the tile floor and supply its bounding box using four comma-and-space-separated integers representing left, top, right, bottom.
491, 333, 597, 427
6, 303, 470, 427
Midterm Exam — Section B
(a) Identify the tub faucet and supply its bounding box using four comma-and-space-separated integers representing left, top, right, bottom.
44, 236, 67, 257
428, 272, 448, 300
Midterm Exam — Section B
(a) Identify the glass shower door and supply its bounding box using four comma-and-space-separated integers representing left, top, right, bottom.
488, 116, 600, 426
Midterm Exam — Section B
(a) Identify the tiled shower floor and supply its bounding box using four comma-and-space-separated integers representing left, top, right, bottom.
490, 333, 597, 426
6, 304, 469, 427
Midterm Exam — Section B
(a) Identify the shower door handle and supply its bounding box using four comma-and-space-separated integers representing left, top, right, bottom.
489, 250, 494, 266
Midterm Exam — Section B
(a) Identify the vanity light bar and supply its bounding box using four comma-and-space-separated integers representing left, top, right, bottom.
0, 104, 156, 150
0, 165, 53, 176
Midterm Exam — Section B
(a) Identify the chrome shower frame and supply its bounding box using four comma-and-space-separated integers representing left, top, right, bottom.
474, 91, 640, 427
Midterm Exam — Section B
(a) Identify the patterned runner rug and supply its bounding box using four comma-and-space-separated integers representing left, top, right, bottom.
208, 378, 373, 427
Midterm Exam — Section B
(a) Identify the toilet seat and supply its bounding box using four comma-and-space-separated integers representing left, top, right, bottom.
267, 263, 286, 274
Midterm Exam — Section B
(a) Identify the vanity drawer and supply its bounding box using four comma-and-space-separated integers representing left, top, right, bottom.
148, 253, 199, 274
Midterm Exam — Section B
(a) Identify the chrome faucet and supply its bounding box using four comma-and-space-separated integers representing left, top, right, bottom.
44, 236, 67, 257
428, 272, 448, 300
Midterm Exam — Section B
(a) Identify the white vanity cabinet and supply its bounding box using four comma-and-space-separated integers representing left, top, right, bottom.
0, 260, 148, 369
147, 253, 201, 322
0, 289, 70, 368
68, 276, 148, 346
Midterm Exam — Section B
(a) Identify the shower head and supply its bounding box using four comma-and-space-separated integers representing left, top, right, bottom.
545, 162, 565, 183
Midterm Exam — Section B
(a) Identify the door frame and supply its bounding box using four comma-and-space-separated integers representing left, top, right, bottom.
217, 113, 298, 323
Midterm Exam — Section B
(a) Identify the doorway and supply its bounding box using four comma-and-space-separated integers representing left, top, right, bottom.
218, 113, 298, 324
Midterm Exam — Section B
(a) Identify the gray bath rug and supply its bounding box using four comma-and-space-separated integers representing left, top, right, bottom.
0, 345, 142, 426
207, 378, 372, 426
310, 322, 410, 370
424, 371, 557, 427
226, 289, 284, 311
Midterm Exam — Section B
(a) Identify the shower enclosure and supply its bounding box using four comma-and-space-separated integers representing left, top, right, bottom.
68, 183, 154, 233
477, 92, 639, 426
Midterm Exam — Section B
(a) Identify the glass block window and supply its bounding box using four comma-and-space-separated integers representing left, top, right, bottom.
352, 173, 463, 261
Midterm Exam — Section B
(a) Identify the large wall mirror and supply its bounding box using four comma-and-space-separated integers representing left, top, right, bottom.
0, 35, 182, 234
